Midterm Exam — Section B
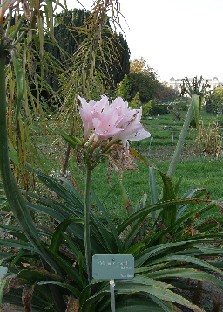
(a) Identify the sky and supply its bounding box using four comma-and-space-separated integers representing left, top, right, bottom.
63, 0, 223, 82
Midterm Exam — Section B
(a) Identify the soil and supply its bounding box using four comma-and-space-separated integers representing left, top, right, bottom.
177, 279, 223, 312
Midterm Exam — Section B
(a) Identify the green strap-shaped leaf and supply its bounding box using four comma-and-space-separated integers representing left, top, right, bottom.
121, 275, 173, 289
36, 170, 83, 211
81, 288, 110, 311
149, 167, 159, 205
118, 197, 207, 235
48, 252, 84, 287
37, 280, 80, 298
115, 297, 170, 312
177, 188, 206, 219
49, 216, 84, 254
0, 238, 35, 251
135, 239, 212, 267
18, 268, 61, 284
148, 254, 223, 275
91, 215, 118, 253
160, 171, 176, 230
148, 267, 223, 289
115, 283, 202, 311
0, 277, 7, 306
119, 178, 132, 215
92, 192, 122, 252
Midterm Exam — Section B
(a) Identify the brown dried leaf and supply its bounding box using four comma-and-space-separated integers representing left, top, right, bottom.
22, 285, 34, 312
108, 144, 138, 174
65, 296, 79, 312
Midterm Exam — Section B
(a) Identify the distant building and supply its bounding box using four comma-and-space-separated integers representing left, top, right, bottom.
168, 76, 221, 93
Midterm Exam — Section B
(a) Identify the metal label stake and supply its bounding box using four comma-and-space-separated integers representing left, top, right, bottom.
110, 279, 116, 312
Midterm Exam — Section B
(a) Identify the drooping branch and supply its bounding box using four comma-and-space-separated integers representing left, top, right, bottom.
0, 38, 62, 276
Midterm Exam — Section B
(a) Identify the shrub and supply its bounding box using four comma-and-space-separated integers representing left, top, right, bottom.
216, 113, 223, 127
205, 86, 223, 114
130, 91, 141, 109
149, 102, 169, 115
142, 100, 153, 117
197, 121, 222, 156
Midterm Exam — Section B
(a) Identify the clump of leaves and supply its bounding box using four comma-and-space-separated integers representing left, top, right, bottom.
1, 166, 223, 311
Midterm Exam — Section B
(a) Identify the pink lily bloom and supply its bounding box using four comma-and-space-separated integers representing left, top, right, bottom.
78, 95, 151, 144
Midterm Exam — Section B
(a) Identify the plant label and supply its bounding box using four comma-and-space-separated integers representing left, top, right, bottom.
92, 254, 134, 280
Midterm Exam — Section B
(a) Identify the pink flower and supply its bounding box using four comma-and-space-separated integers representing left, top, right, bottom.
78, 97, 96, 137
78, 95, 151, 143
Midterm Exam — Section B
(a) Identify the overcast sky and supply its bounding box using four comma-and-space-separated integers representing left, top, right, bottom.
63, 0, 223, 82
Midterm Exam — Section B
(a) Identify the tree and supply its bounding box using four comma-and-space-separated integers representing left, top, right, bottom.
155, 83, 178, 102
130, 57, 146, 72
118, 57, 177, 105
128, 70, 160, 103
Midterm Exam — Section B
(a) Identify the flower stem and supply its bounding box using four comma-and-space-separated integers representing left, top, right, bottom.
167, 95, 196, 178
84, 166, 92, 281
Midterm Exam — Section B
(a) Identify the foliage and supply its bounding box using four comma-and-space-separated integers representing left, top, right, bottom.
206, 85, 223, 114
216, 113, 223, 126
116, 74, 132, 101
2, 0, 130, 188
1, 165, 223, 311
128, 71, 159, 103
167, 76, 210, 179
155, 83, 178, 103
45, 8, 130, 98
117, 57, 160, 103
181, 76, 211, 98
167, 97, 190, 121
117, 58, 178, 108
2, 0, 73, 190
44, 9, 89, 96
130, 91, 141, 108
149, 102, 169, 116
142, 100, 153, 117
130, 57, 147, 73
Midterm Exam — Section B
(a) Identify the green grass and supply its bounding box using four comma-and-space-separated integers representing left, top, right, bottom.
173, 157, 223, 198
89, 156, 223, 220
